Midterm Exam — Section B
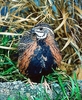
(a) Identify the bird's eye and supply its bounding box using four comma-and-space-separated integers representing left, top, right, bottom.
39, 28, 43, 30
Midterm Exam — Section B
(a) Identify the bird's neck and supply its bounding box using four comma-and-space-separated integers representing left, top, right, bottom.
37, 39, 46, 46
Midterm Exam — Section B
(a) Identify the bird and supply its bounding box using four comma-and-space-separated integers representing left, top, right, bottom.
18, 23, 62, 82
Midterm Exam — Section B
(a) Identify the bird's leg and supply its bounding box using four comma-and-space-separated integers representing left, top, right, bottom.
43, 79, 53, 99
27, 78, 34, 88
43, 79, 51, 92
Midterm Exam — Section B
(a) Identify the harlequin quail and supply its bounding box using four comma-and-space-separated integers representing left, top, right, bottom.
18, 23, 62, 82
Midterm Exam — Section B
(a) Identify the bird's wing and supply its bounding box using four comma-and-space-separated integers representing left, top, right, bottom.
18, 31, 37, 75
45, 34, 62, 66
18, 31, 32, 57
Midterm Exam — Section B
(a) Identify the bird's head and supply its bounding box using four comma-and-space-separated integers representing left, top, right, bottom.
30, 23, 54, 39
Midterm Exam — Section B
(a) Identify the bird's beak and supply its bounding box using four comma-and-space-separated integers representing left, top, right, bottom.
31, 28, 35, 34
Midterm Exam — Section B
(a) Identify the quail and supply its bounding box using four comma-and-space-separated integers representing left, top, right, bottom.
18, 23, 62, 82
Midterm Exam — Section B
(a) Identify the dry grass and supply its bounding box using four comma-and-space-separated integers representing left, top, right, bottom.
0, 0, 82, 80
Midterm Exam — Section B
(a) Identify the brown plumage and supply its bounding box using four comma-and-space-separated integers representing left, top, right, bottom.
45, 32, 62, 66
18, 41, 37, 75
18, 23, 62, 82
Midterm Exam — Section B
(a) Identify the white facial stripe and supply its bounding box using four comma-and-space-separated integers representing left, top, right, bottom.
43, 27, 54, 34
34, 26, 54, 39
36, 32, 44, 37
37, 33, 47, 39
36, 26, 54, 34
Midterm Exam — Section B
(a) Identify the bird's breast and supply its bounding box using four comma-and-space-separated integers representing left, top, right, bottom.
26, 40, 57, 76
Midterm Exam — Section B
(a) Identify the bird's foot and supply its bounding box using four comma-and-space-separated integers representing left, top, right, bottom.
43, 79, 51, 92
27, 78, 35, 88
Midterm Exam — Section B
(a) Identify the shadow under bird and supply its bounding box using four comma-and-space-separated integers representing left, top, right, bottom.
18, 23, 62, 82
